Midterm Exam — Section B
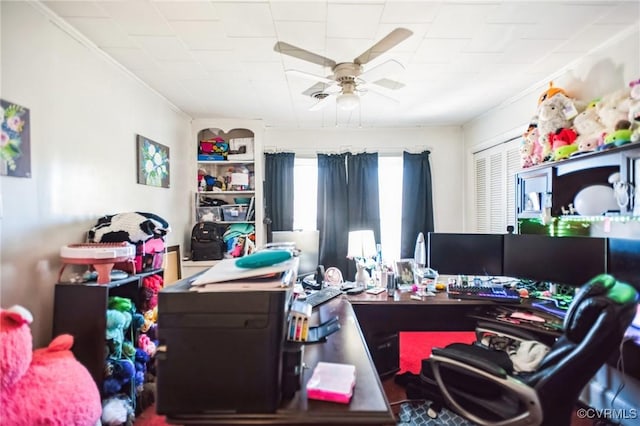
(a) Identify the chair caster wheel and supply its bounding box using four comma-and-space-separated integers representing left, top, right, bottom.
427, 403, 441, 419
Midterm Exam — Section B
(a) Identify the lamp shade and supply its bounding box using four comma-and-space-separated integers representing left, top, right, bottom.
347, 230, 376, 259
336, 92, 360, 111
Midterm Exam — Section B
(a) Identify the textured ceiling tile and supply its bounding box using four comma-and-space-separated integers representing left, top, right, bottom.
42, 1, 108, 18
215, 2, 276, 37
99, 1, 173, 36
170, 20, 230, 50
153, 1, 219, 21
326, 3, 384, 38
270, 1, 327, 21
132, 36, 194, 61
380, 1, 440, 23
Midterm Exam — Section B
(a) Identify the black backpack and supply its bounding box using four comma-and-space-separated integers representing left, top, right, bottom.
191, 222, 225, 261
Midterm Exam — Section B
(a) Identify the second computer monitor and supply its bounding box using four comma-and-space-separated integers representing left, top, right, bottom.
427, 232, 504, 276
271, 230, 320, 277
503, 234, 606, 287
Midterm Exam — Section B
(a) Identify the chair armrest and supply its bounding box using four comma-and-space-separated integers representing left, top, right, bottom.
430, 354, 542, 426
432, 346, 508, 378
475, 320, 543, 343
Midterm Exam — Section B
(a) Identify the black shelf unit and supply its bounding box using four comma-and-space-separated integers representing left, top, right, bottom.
52, 268, 163, 394
516, 143, 640, 221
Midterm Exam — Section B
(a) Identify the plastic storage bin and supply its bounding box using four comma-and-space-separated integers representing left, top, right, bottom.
222, 204, 248, 222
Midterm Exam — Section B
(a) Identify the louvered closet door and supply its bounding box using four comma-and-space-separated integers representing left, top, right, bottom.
473, 138, 521, 233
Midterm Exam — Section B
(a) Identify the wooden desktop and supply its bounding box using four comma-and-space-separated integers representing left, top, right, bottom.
165, 293, 396, 425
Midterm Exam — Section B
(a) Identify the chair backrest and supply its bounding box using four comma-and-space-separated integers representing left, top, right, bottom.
527, 274, 638, 423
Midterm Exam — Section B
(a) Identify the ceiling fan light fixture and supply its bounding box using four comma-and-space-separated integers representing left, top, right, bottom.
337, 92, 360, 111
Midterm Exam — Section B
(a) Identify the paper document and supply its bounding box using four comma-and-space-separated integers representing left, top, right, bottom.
191, 257, 295, 286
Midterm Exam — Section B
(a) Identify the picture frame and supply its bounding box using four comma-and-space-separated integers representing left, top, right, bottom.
395, 259, 415, 286
1, 99, 31, 178
137, 134, 170, 188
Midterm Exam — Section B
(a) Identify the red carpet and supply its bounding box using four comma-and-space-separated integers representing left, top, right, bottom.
399, 331, 477, 373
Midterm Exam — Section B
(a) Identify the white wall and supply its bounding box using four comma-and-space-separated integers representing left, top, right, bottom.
461, 26, 640, 231
264, 126, 465, 233
0, 2, 192, 347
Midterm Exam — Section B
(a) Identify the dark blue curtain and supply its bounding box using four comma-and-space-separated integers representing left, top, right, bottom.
265, 152, 295, 236
400, 151, 434, 259
317, 154, 349, 275
346, 152, 380, 279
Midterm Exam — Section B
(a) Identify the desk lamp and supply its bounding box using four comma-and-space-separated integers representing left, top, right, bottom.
347, 230, 376, 287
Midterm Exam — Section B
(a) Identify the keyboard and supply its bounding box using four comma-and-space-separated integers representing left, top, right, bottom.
305, 287, 343, 308
447, 285, 521, 303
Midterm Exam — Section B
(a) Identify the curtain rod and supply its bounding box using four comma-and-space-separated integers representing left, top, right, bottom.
263, 145, 434, 156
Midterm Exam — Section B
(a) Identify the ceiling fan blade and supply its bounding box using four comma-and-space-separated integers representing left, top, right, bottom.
274, 41, 337, 68
360, 59, 405, 84
372, 78, 406, 90
309, 94, 336, 111
361, 84, 399, 103
353, 28, 413, 65
285, 69, 335, 85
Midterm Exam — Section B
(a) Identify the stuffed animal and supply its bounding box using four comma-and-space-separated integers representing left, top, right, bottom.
537, 93, 577, 159
602, 120, 633, 149
573, 101, 605, 154
550, 128, 578, 160
628, 79, 640, 142
88, 211, 171, 244
596, 88, 632, 136
521, 117, 539, 168
0, 305, 102, 426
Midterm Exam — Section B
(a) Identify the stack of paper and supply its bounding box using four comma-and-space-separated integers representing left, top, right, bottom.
190, 257, 296, 292
307, 362, 356, 404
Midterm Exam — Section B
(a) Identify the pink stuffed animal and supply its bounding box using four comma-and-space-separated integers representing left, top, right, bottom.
0, 305, 102, 426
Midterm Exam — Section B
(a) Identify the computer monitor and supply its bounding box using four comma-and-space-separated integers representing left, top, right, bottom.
607, 237, 640, 291
427, 233, 504, 276
271, 230, 320, 277
503, 234, 606, 286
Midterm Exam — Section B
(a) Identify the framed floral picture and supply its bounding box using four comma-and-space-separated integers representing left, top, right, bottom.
137, 135, 170, 188
1, 99, 31, 178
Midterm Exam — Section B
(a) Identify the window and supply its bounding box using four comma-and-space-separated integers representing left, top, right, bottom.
293, 157, 318, 231
378, 156, 403, 262
473, 138, 521, 233
293, 155, 403, 262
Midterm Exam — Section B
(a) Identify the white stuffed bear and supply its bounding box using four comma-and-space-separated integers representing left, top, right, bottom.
596, 88, 631, 135
537, 93, 576, 160
573, 102, 605, 153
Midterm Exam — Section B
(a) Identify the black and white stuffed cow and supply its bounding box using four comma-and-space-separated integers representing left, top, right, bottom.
88, 212, 170, 244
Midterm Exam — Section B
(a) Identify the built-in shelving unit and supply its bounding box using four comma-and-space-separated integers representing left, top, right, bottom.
190, 119, 265, 260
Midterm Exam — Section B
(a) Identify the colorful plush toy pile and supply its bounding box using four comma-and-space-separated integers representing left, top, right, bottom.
102, 275, 162, 425
0, 305, 102, 426
520, 78, 640, 168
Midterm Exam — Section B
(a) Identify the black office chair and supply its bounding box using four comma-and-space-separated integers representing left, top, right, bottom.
418, 274, 638, 426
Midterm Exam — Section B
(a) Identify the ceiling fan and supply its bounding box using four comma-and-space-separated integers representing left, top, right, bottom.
274, 28, 413, 111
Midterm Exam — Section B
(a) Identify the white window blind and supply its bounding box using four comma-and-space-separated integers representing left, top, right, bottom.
473, 138, 521, 233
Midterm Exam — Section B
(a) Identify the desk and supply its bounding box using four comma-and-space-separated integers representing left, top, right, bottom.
164, 294, 395, 425
349, 290, 561, 377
